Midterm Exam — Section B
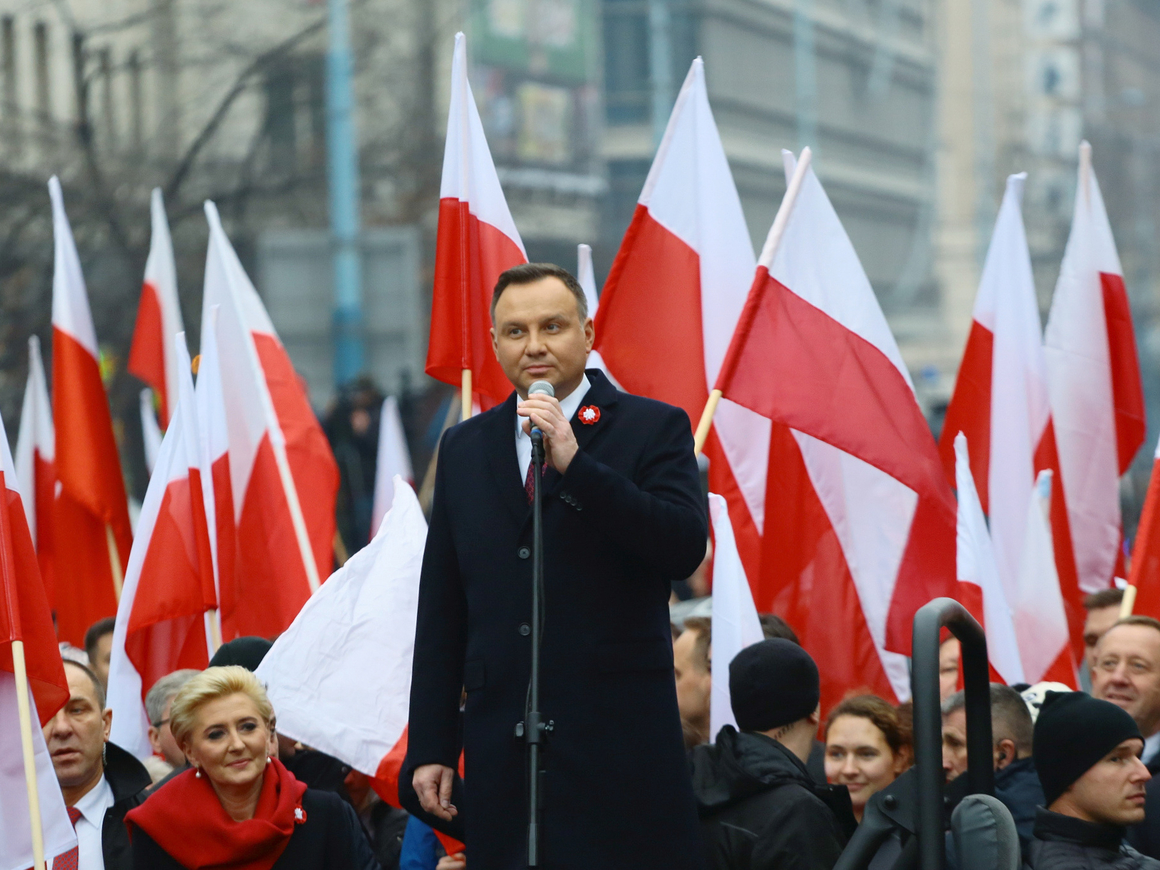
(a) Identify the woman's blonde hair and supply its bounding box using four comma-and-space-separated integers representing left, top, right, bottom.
168, 665, 275, 749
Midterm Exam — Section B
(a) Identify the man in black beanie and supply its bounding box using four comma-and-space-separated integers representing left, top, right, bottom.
689, 639, 856, 870
1026, 691, 1159, 869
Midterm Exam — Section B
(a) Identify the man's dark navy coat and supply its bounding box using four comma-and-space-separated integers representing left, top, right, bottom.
405, 370, 708, 869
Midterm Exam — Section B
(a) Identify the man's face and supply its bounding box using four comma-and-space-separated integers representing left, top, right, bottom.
1092, 624, 1160, 736
147, 696, 185, 767
43, 665, 111, 797
90, 632, 113, 689
491, 277, 594, 398
1062, 738, 1150, 826
939, 639, 960, 701
942, 707, 969, 780
672, 629, 711, 739
1084, 605, 1122, 672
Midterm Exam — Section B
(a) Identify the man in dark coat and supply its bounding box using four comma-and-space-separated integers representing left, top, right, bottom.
690, 639, 855, 870
405, 263, 708, 869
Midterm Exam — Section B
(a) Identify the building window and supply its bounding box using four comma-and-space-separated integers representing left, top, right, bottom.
603, 0, 698, 125
34, 21, 49, 124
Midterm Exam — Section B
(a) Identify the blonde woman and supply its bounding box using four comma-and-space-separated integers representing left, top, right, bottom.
125, 666, 378, 869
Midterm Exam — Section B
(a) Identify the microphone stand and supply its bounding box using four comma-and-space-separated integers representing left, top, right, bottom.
520, 428, 552, 867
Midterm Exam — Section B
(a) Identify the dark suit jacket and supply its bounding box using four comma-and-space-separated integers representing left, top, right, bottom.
1127, 750, 1160, 858
103, 742, 151, 870
404, 370, 708, 869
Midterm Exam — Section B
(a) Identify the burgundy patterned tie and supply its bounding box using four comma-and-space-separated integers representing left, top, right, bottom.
53, 806, 83, 870
524, 460, 543, 505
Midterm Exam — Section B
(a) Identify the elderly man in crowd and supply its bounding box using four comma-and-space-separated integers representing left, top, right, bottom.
674, 616, 713, 748
145, 669, 200, 768
1026, 691, 1157, 869
942, 683, 1044, 860
43, 660, 150, 870
1083, 588, 1125, 692
1092, 615, 1160, 857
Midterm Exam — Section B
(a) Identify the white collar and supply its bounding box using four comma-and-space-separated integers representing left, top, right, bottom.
1144, 731, 1160, 766
514, 374, 592, 439
72, 772, 114, 825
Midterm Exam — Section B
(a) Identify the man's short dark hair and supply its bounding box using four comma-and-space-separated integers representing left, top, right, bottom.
942, 683, 1034, 756
491, 263, 589, 322
83, 616, 116, 660
1083, 588, 1124, 611
682, 616, 711, 674
63, 659, 106, 710
759, 613, 800, 644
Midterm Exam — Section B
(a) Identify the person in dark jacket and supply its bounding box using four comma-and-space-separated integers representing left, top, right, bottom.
125, 666, 378, 870
43, 659, 150, 870
690, 639, 856, 870
1026, 691, 1159, 869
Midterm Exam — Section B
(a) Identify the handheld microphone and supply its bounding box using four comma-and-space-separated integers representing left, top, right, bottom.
527, 380, 555, 439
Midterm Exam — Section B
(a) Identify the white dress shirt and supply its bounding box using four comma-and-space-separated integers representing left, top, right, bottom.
515, 375, 591, 483
51, 774, 113, 869
1144, 731, 1160, 768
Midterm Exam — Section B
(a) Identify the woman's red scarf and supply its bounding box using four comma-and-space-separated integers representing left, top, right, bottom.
125, 757, 308, 870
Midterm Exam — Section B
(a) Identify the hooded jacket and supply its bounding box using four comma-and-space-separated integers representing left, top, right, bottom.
690, 726, 855, 870
1028, 808, 1160, 870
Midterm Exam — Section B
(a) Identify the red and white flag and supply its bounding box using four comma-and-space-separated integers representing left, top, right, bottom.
953, 433, 1025, 686
1044, 142, 1145, 631
707, 493, 764, 742
1128, 435, 1160, 619
15, 336, 55, 606
0, 407, 76, 870
108, 337, 218, 759
938, 174, 1075, 684
201, 202, 338, 638
370, 396, 413, 538
713, 150, 958, 708
256, 477, 425, 806
49, 176, 133, 646
594, 58, 768, 578
576, 244, 612, 380
128, 188, 184, 428
425, 32, 526, 409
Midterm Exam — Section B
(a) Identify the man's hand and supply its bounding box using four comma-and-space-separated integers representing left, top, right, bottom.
413, 763, 458, 821
437, 854, 467, 870
518, 394, 579, 473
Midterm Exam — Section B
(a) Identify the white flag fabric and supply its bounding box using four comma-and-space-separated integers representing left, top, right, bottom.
0, 673, 76, 870
954, 433, 1025, 685
369, 397, 413, 538
577, 243, 612, 379
256, 477, 425, 780
707, 493, 764, 742
140, 389, 163, 475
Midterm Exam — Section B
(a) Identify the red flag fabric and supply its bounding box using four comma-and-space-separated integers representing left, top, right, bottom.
714, 150, 958, 710
128, 188, 184, 428
594, 58, 768, 581
1128, 437, 1160, 620
201, 202, 338, 638
15, 335, 56, 608
425, 32, 527, 409
49, 176, 133, 646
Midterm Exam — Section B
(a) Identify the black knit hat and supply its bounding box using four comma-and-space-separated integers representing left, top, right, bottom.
729, 638, 820, 732
1034, 691, 1143, 807
208, 636, 272, 672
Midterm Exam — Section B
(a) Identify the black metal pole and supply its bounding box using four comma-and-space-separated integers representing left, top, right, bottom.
526, 430, 547, 867
911, 598, 994, 870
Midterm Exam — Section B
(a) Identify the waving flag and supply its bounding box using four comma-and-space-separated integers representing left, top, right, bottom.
370, 397, 413, 538
108, 337, 218, 759
594, 58, 769, 579
128, 188, 184, 428
1044, 141, 1144, 626
713, 149, 958, 707
15, 336, 55, 606
425, 32, 526, 410
201, 203, 338, 638
49, 176, 133, 646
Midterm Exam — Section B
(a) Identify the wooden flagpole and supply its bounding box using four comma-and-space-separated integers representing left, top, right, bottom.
461, 370, 473, 421
106, 524, 123, 602
691, 147, 814, 457
12, 640, 47, 870
269, 439, 323, 595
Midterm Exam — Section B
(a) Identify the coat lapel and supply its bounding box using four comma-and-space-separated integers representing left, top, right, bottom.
543, 369, 620, 498
482, 392, 529, 527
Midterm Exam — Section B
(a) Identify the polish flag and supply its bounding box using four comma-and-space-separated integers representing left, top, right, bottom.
128, 188, 184, 428
140, 390, 163, 475
0, 406, 77, 870
1044, 142, 1145, 630
201, 202, 338, 638
49, 176, 133, 646
15, 336, 55, 606
953, 433, 1025, 686
425, 32, 526, 409
707, 493, 764, 742
594, 58, 768, 579
370, 396, 413, 538
937, 174, 1076, 683
713, 150, 959, 707
256, 477, 425, 808
576, 244, 612, 380
108, 337, 218, 760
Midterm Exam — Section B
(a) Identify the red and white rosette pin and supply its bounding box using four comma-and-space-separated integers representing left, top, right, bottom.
579, 405, 601, 425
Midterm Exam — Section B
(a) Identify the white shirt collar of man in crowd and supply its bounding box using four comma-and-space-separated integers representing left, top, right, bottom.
1142, 731, 1160, 767
515, 374, 591, 482
51, 772, 113, 869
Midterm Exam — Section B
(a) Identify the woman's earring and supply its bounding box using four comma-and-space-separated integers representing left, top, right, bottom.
194, 767, 201, 778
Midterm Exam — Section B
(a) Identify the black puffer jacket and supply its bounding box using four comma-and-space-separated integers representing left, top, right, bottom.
1027, 808, 1160, 869
690, 726, 855, 870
